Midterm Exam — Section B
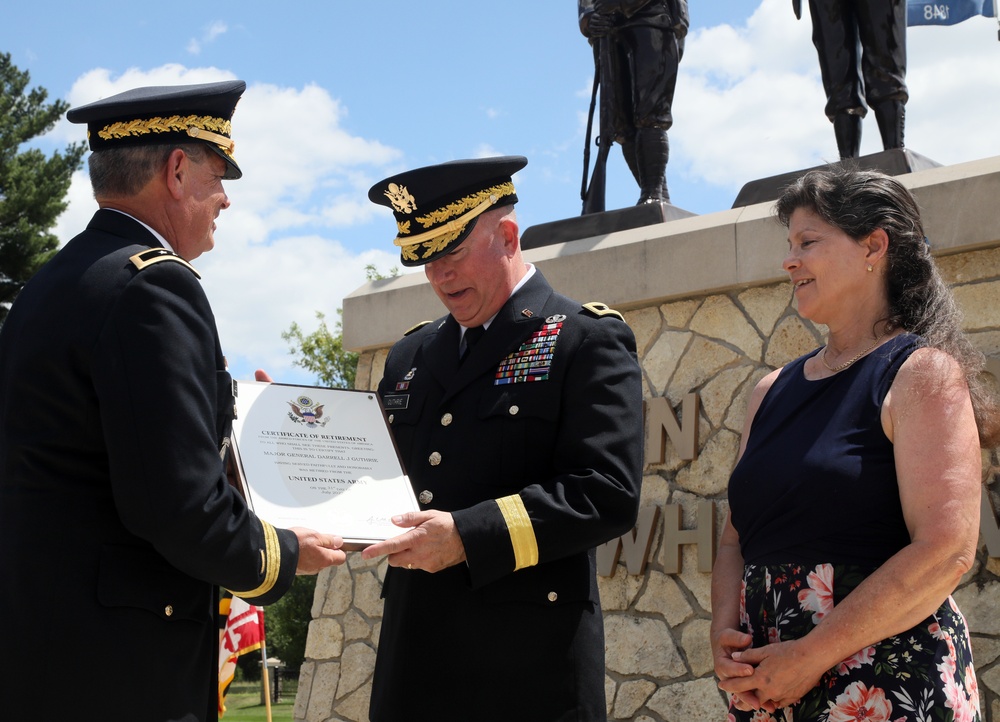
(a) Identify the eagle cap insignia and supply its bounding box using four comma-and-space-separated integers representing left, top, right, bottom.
384, 183, 417, 214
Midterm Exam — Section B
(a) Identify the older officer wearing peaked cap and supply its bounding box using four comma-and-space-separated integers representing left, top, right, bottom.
0, 81, 345, 722
360, 156, 644, 721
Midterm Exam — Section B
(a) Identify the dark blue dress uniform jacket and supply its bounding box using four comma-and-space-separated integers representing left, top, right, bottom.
370, 271, 643, 722
0, 210, 297, 722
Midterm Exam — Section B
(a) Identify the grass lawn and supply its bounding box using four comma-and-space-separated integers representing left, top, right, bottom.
220, 680, 297, 722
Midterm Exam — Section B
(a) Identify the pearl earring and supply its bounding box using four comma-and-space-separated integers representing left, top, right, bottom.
866, 264, 873, 272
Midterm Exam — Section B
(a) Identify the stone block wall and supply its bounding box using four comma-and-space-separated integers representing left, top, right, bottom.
293, 159, 1000, 722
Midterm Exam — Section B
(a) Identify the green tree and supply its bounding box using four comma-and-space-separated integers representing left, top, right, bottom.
363, 263, 399, 282
0, 53, 86, 324
282, 309, 358, 389
282, 264, 399, 389
262, 575, 316, 671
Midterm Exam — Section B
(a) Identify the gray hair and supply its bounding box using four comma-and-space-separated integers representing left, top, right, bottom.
88, 143, 212, 198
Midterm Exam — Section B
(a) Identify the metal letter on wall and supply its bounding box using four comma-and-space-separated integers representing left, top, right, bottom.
645, 392, 699, 463
983, 357, 1000, 559
596, 506, 661, 576
982, 486, 1000, 558
662, 501, 716, 574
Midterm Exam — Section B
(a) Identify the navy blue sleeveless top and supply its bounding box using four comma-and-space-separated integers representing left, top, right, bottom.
729, 333, 920, 566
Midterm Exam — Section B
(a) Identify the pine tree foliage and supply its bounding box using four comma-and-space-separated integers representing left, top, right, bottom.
0, 53, 86, 324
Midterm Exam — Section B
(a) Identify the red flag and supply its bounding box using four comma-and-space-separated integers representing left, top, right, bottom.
218, 593, 266, 716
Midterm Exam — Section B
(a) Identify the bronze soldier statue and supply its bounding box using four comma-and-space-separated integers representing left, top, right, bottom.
580, 0, 689, 211
795, 0, 908, 159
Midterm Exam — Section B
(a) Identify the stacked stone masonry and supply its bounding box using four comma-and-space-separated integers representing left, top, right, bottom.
295, 160, 1000, 721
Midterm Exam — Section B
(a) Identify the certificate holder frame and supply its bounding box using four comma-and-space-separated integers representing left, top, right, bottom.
229, 380, 418, 551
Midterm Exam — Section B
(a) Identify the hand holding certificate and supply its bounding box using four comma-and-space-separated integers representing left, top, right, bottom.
229, 380, 419, 550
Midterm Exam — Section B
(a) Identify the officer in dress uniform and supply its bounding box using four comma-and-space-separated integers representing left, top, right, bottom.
360, 156, 644, 721
0, 81, 345, 722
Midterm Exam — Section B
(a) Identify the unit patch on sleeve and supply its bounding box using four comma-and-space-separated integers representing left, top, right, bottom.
494, 321, 563, 385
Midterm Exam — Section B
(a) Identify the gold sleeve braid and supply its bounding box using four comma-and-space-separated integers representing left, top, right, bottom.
495, 495, 539, 571
227, 521, 282, 600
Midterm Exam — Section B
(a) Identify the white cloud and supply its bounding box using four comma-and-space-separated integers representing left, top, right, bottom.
53, 171, 98, 244
196, 233, 400, 383
206, 21, 228, 42
228, 82, 399, 231
472, 143, 503, 159
674, 0, 1000, 192
187, 21, 228, 55
906, 22, 1000, 165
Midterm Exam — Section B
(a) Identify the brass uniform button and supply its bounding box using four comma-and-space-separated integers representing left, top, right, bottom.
546, 592, 558, 603
164, 605, 174, 617
441, 413, 453, 426
428, 451, 442, 466
388, 414, 395, 424
509, 405, 520, 416
418, 490, 434, 505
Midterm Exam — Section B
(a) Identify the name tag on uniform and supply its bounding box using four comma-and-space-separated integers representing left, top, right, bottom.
383, 394, 409, 410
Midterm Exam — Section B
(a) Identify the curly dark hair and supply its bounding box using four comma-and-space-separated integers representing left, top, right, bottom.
775, 166, 1000, 447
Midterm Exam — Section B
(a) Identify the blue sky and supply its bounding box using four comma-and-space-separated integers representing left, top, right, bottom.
4, 0, 999, 384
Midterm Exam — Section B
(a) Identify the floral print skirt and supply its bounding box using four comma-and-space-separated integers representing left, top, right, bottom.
730, 563, 980, 722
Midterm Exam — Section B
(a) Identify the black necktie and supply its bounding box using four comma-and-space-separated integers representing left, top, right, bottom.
460, 326, 485, 363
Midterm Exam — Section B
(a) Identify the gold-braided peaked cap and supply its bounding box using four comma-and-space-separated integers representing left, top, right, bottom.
67, 80, 246, 180
368, 156, 527, 267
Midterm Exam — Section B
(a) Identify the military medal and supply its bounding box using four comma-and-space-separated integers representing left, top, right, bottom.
494, 320, 563, 385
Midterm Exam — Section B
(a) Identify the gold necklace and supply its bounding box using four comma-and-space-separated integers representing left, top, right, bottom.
821, 332, 886, 373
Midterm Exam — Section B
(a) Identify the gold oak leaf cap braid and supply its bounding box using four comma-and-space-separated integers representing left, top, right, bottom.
368, 156, 528, 267
66, 80, 246, 180
496, 494, 539, 571
226, 520, 283, 601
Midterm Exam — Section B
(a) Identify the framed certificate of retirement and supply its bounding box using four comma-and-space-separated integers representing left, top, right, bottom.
228, 380, 418, 550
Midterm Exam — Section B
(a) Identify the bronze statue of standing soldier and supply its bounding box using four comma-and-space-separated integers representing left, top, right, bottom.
795, 0, 908, 159
580, 0, 689, 213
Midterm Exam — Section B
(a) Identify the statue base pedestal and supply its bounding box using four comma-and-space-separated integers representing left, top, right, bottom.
521, 201, 697, 251
732, 148, 942, 209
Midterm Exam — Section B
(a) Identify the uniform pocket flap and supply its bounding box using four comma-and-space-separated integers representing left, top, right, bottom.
478, 388, 560, 422
98, 544, 209, 623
